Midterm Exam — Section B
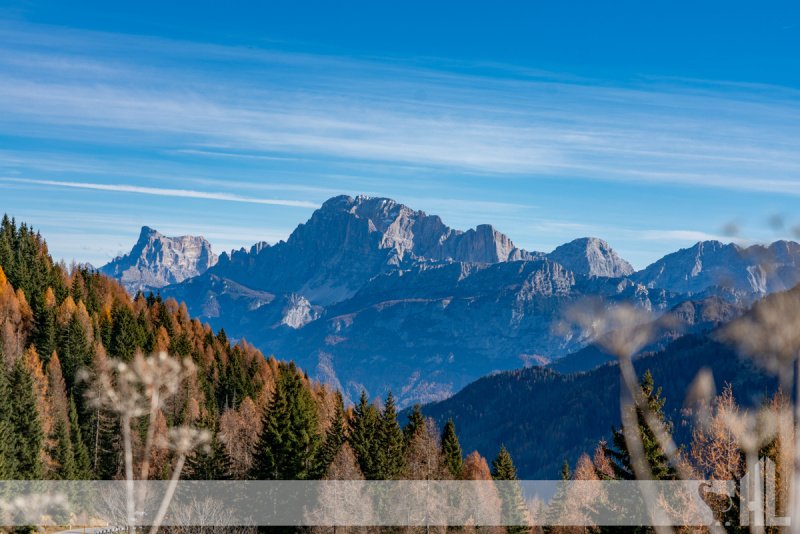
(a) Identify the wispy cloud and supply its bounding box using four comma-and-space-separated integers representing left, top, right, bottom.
0, 22, 798, 192
2, 22, 800, 268
635, 229, 730, 243
1, 178, 319, 208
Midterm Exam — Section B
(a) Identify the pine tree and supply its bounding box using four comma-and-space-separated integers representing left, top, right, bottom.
51, 418, 77, 479
70, 270, 85, 303
403, 403, 425, 446
59, 312, 92, 392
9, 357, 44, 479
249, 362, 320, 480
603, 370, 676, 481
349, 390, 381, 479
545, 460, 572, 526
93, 406, 122, 480
109, 304, 140, 361
376, 391, 404, 479
440, 419, 463, 477
68, 396, 92, 478
185, 429, 231, 480
491, 447, 527, 534
491, 446, 517, 481
312, 391, 346, 479
0, 359, 17, 478
33, 290, 57, 363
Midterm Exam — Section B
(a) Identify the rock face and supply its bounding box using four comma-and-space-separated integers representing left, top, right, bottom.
633, 240, 800, 296
207, 195, 537, 305
146, 194, 800, 407
548, 237, 634, 277
100, 226, 217, 294
281, 294, 319, 329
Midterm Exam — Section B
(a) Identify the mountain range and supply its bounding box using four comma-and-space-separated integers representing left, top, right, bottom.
100, 194, 800, 406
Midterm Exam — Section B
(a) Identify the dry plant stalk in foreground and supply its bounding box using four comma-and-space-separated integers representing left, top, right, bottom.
80, 351, 210, 534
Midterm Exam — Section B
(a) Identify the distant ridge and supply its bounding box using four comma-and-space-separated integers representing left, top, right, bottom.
633, 240, 800, 296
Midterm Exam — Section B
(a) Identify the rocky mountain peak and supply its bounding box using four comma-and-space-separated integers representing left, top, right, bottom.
547, 237, 634, 277
138, 225, 161, 241
633, 239, 800, 296
300, 194, 536, 266
100, 226, 218, 294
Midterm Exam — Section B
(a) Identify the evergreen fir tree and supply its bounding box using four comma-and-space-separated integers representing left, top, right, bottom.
216, 328, 228, 346
440, 419, 463, 477
0, 359, 17, 479
348, 390, 381, 479
68, 396, 92, 478
492, 446, 527, 534
376, 391, 404, 479
59, 312, 92, 392
312, 391, 346, 479
33, 293, 57, 363
603, 370, 676, 481
544, 460, 572, 527
491, 446, 518, 481
71, 271, 85, 303
0, 215, 12, 274
51, 418, 77, 479
93, 406, 122, 480
185, 429, 231, 480
9, 358, 44, 479
403, 404, 425, 446
97, 312, 113, 353
109, 304, 140, 361
156, 303, 175, 337
249, 363, 320, 480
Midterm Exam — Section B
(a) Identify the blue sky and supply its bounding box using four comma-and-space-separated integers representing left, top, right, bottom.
0, 1, 799, 269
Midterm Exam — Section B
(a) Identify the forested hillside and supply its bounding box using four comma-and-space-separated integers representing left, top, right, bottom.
419, 334, 778, 478
0, 212, 790, 511
0, 215, 497, 484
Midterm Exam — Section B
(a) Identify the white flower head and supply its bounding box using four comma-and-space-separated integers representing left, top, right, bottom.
158, 426, 212, 455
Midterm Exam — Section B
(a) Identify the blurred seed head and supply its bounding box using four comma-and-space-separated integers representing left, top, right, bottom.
722, 221, 741, 238
561, 299, 682, 360
720, 289, 800, 387
683, 368, 716, 427
158, 426, 212, 455
768, 214, 785, 233
721, 406, 777, 453
84, 351, 196, 418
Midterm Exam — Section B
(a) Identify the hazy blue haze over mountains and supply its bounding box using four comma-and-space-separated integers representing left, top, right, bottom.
101, 195, 800, 407
417, 331, 777, 478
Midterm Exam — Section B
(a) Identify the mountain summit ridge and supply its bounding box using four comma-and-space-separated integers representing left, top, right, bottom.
548, 237, 634, 278
210, 194, 541, 304
633, 239, 800, 296
100, 226, 218, 294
